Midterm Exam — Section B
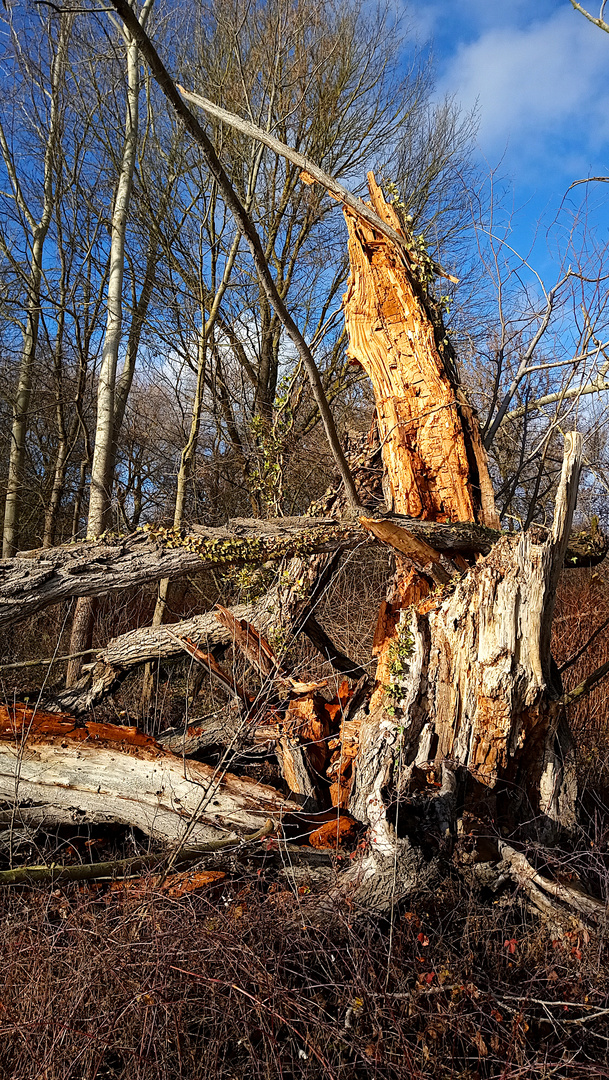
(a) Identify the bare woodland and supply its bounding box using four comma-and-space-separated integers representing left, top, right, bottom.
1, 0, 609, 985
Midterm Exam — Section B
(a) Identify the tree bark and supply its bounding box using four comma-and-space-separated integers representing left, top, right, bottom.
0, 518, 368, 633
1, 14, 72, 557
0, 174, 600, 918
0, 706, 297, 845
67, 0, 154, 684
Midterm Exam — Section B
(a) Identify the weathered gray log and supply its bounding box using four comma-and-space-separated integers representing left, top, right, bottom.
0, 715, 298, 846
350, 434, 583, 851
51, 605, 259, 713
48, 552, 344, 714
2, 514, 602, 636
2, 519, 364, 631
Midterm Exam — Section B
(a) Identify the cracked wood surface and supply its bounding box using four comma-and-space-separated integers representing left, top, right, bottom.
342, 173, 499, 529
0, 519, 364, 631
0, 706, 298, 845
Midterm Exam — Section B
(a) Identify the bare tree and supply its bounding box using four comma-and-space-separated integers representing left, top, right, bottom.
0, 9, 73, 557
66, 0, 155, 683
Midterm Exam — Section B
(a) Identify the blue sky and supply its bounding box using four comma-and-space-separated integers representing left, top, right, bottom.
410, 0, 609, 280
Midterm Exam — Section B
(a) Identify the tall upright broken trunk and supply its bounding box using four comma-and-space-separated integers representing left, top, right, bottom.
338, 177, 578, 876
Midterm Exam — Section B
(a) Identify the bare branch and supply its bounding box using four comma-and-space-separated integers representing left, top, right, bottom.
569, 1, 609, 33
562, 657, 609, 706
483, 273, 572, 448
177, 86, 458, 284
506, 368, 609, 421
106, 0, 362, 510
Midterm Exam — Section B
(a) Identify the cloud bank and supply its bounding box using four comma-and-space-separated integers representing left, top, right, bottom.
432, 4, 609, 180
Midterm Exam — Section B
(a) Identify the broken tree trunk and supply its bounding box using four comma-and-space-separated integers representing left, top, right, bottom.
0, 171, 601, 919
0, 512, 598, 640
338, 177, 580, 893
0, 518, 365, 631
0, 706, 298, 845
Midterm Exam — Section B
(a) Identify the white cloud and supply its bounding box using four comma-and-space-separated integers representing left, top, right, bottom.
437, 6, 609, 177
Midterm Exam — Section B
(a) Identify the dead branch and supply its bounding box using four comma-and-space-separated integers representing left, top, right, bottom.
2, 514, 599, 641
562, 657, 609, 705
0, 820, 272, 887
0, 518, 364, 630
176, 86, 458, 284
499, 841, 606, 924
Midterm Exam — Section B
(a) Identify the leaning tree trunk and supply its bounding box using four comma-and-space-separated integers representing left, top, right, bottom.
333, 178, 578, 907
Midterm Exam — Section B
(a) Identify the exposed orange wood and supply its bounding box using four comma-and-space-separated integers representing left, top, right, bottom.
342, 172, 498, 528
284, 693, 330, 775
360, 516, 445, 569
109, 869, 226, 898
0, 706, 160, 750
214, 605, 280, 679
179, 634, 249, 703
309, 815, 357, 849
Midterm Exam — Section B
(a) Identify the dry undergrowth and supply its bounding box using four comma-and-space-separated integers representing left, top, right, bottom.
0, 852, 608, 1080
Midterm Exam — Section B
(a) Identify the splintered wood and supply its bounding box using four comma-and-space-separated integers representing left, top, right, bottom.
343, 172, 497, 527
0, 706, 300, 845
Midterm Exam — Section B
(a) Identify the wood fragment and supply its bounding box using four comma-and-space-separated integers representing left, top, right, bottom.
168, 630, 250, 704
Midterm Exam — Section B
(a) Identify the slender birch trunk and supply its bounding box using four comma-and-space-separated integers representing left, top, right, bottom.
67, 0, 154, 684
140, 137, 269, 711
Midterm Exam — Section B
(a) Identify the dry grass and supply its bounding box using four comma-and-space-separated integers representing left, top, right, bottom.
0, 856, 608, 1080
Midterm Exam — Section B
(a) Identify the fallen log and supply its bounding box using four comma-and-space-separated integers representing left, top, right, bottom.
1, 518, 364, 631
0, 706, 299, 845
1, 514, 602, 639
49, 551, 345, 713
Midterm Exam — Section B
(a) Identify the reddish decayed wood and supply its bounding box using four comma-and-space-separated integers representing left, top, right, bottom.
0, 705, 160, 751
110, 869, 227, 898
309, 815, 357, 849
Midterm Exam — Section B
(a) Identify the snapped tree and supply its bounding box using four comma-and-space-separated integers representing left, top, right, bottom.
0, 4, 607, 921
0, 161, 605, 921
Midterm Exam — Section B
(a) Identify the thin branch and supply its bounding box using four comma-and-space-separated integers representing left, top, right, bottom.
562, 657, 609, 705
483, 273, 572, 448
177, 86, 458, 283
569, 0, 609, 32
559, 612, 609, 674
0, 648, 98, 673
506, 369, 609, 421
0, 820, 273, 886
